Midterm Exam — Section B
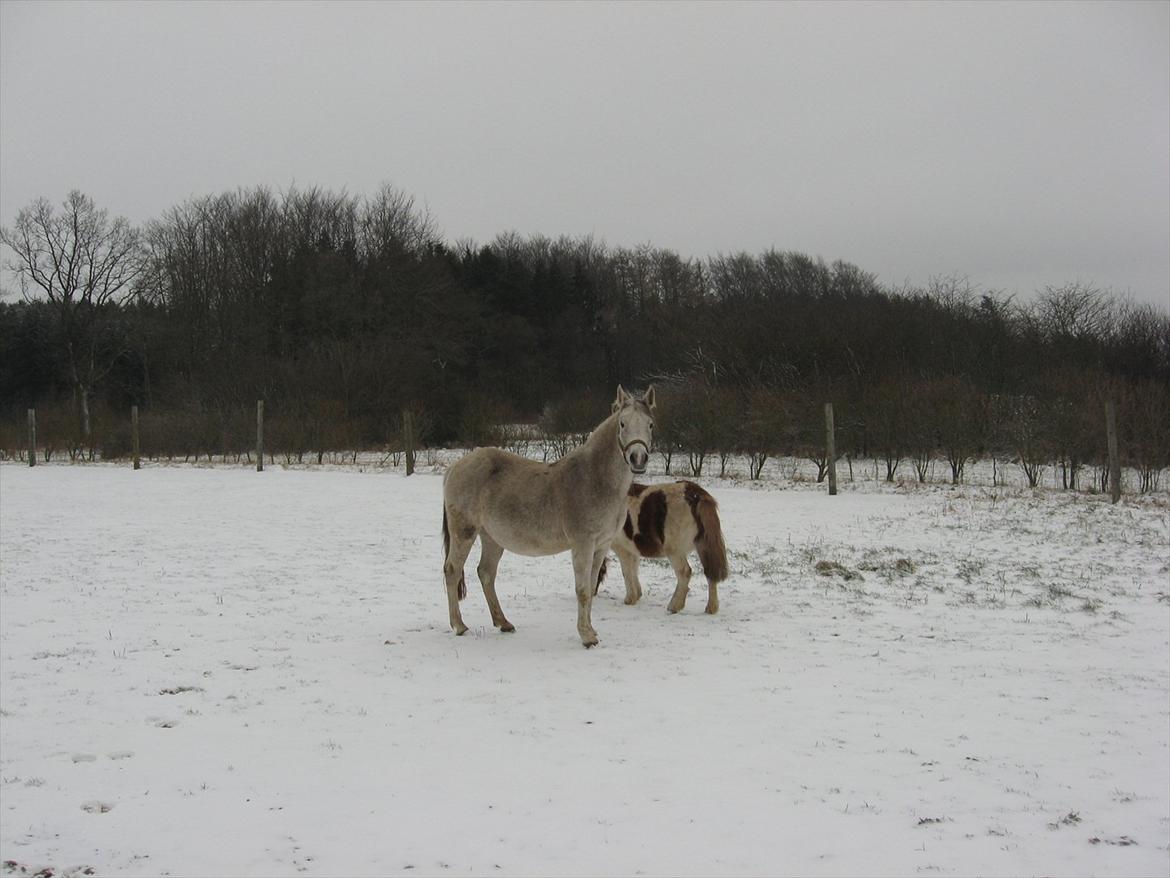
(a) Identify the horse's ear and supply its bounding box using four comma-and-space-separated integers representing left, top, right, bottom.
644, 385, 656, 412
613, 384, 627, 412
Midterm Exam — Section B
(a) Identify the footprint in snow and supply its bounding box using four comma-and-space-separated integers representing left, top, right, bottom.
70, 754, 97, 763
81, 800, 114, 814
107, 751, 134, 760
158, 685, 202, 695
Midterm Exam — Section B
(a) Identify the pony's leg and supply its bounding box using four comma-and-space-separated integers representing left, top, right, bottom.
666, 554, 693, 614
615, 547, 642, 605
704, 576, 719, 615
444, 517, 476, 636
476, 533, 514, 633
572, 545, 600, 648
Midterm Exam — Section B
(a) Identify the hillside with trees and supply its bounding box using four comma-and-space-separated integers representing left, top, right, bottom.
1, 186, 1167, 489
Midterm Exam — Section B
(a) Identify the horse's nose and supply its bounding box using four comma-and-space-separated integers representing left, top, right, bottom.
630, 448, 648, 471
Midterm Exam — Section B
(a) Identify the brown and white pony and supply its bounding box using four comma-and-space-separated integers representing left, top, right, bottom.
441, 385, 656, 647
597, 480, 729, 614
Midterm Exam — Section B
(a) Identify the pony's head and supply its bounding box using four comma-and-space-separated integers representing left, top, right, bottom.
613, 384, 656, 475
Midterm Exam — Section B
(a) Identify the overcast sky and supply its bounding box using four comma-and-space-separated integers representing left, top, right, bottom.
1, 1, 1167, 308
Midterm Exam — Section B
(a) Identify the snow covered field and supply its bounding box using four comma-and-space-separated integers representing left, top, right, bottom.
1, 462, 1167, 877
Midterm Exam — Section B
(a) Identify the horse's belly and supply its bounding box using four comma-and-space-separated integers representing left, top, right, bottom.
483, 519, 570, 557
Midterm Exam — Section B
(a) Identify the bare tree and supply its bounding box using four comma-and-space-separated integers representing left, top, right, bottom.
789, 387, 842, 483
740, 387, 789, 479
906, 382, 938, 483
642, 381, 686, 474
867, 379, 909, 482
359, 183, 441, 261
535, 394, 597, 460
1124, 379, 1170, 493
1033, 282, 1112, 340
935, 377, 986, 485
1005, 395, 1050, 488
674, 378, 730, 477
1, 191, 144, 445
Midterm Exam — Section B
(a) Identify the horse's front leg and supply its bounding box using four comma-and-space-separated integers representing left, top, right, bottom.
572, 545, 600, 648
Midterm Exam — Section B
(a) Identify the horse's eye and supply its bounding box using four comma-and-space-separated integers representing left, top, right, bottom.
650, 421, 655, 429
620, 420, 626, 429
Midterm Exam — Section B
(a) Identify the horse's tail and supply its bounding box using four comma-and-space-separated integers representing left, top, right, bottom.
441, 506, 466, 600
693, 493, 728, 584
593, 555, 609, 595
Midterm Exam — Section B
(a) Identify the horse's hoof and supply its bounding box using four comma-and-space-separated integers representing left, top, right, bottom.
582, 639, 599, 648
500, 622, 515, 633
705, 603, 719, 615
667, 604, 683, 614
454, 624, 468, 636
623, 596, 639, 606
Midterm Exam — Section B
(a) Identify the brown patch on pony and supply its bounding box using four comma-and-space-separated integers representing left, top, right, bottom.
681, 481, 710, 539
634, 489, 667, 557
628, 483, 649, 497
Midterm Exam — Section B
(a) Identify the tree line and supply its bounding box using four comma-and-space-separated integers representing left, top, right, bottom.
1, 186, 1167, 488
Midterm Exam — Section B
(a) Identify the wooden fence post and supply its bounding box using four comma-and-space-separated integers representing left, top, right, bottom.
256, 400, 264, 473
27, 408, 36, 467
404, 409, 415, 476
825, 402, 837, 496
131, 405, 141, 470
1105, 399, 1120, 504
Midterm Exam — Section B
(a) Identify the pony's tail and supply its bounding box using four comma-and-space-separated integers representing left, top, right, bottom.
441, 506, 466, 600
694, 495, 728, 583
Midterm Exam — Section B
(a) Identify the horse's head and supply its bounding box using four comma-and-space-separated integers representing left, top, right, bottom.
613, 384, 656, 475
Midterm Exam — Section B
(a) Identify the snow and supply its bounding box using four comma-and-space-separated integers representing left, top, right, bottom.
1, 461, 1167, 877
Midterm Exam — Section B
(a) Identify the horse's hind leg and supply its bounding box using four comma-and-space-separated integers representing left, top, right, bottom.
443, 510, 476, 636
477, 533, 514, 633
615, 547, 642, 606
666, 554, 693, 614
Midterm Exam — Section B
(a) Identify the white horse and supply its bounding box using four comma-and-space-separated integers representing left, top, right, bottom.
441, 385, 656, 647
